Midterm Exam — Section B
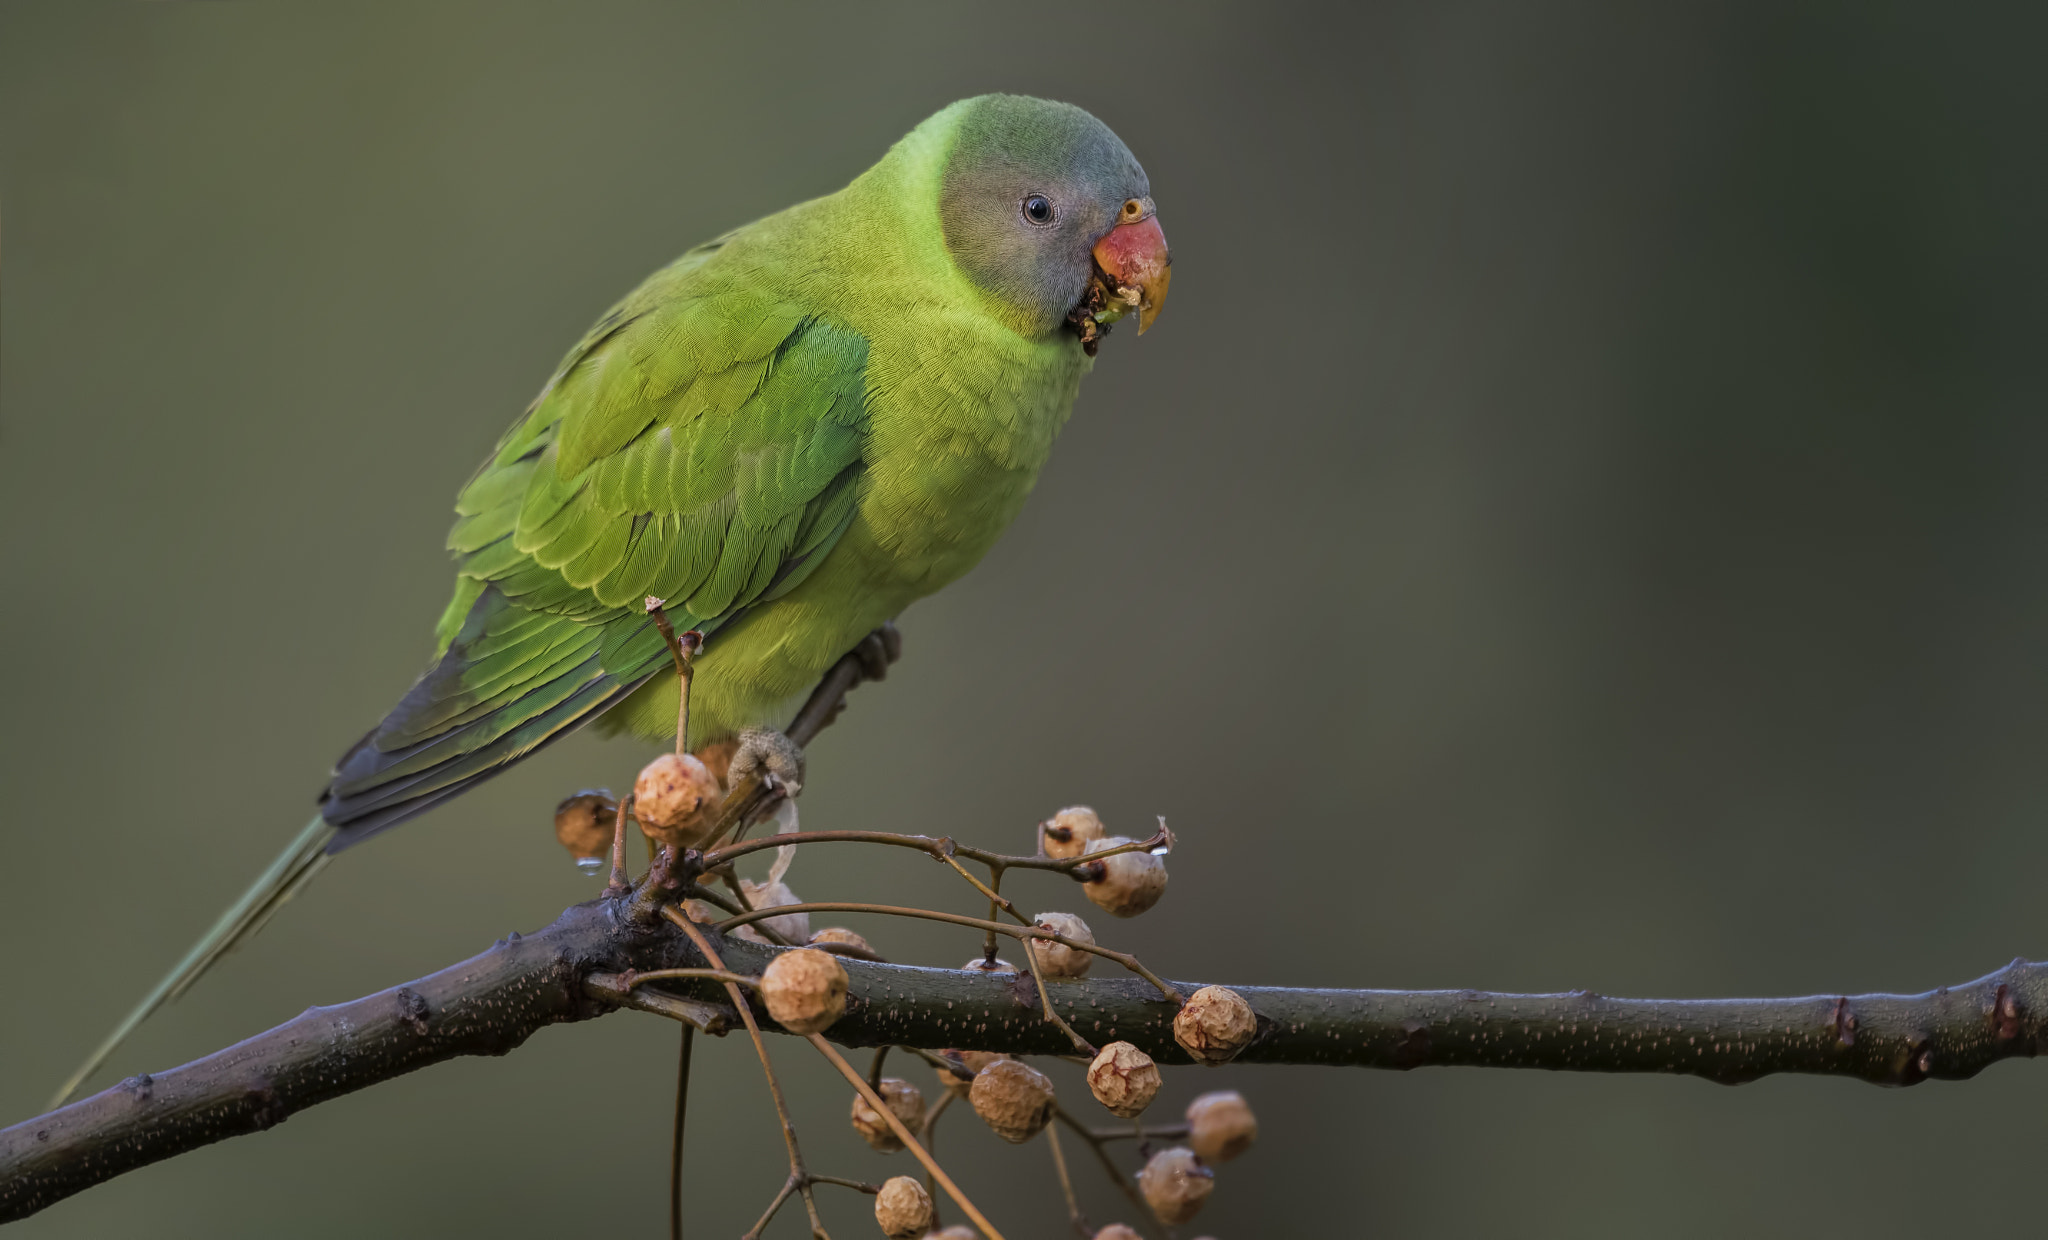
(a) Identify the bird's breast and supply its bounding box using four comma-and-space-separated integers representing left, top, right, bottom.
854, 320, 1088, 590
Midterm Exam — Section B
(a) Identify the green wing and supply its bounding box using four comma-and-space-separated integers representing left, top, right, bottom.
321, 249, 869, 848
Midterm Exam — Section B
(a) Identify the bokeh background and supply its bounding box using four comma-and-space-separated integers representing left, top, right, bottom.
4, 2, 2046, 1236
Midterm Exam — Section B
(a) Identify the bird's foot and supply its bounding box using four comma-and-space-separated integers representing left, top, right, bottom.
729, 727, 805, 798
852, 621, 902, 684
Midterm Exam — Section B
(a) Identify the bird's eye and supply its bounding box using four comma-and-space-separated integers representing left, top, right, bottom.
1021, 194, 1056, 226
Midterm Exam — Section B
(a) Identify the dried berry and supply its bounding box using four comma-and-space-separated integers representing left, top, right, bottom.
968, 1058, 1055, 1143
1041, 805, 1106, 859
851, 1078, 926, 1153
1173, 986, 1257, 1065
1092, 1227, 1144, 1240
1029, 912, 1094, 978
962, 955, 1017, 974
808, 926, 877, 958
954, 1050, 1008, 1073
934, 1049, 1007, 1093
925, 1229, 979, 1240
633, 752, 722, 848
1081, 836, 1167, 918
1186, 1090, 1258, 1162
553, 790, 616, 860
873, 1175, 933, 1239
693, 737, 738, 788
758, 948, 847, 1035
1086, 1042, 1161, 1118
1139, 1147, 1214, 1224
733, 877, 810, 945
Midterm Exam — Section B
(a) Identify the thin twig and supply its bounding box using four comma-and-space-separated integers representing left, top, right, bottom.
1045, 1121, 1089, 1237
703, 825, 1171, 877
1022, 938, 1098, 1055
662, 908, 829, 1238
642, 598, 702, 755
681, 883, 745, 917
808, 1033, 1007, 1240
1053, 1103, 1156, 1236
982, 863, 1005, 965
583, 973, 733, 1033
622, 967, 761, 991
715, 901, 1181, 1003
808, 939, 890, 964
712, 869, 790, 946
920, 1088, 955, 1227
718, 871, 798, 947
926, 851, 1024, 925
670, 1026, 692, 1240
809, 1175, 883, 1193
1088, 1125, 1190, 1142
741, 1173, 883, 1240
605, 794, 636, 895
743, 1176, 797, 1240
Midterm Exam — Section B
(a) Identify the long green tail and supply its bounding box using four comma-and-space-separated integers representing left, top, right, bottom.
48, 814, 337, 1108
50, 591, 665, 1107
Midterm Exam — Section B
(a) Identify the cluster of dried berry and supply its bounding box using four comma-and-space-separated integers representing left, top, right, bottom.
559, 775, 1261, 1237
861, 808, 1259, 1238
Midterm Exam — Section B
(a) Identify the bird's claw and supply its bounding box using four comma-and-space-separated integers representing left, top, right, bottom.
729, 727, 804, 797
853, 621, 903, 684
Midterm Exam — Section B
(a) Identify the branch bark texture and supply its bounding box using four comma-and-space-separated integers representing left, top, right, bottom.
4, 885, 2043, 1222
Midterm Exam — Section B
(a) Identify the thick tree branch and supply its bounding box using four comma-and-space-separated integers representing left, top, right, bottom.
4, 877, 2043, 1222
8, 632, 2043, 1221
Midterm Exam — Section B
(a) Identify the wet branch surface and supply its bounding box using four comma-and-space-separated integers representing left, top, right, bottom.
5, 882, 2044, 1222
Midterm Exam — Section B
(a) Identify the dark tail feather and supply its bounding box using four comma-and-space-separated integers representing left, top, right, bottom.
50, 814, 336, 1107
320, 666, 642, 849
318, 585, 664, 851
54, 590, 664, 1105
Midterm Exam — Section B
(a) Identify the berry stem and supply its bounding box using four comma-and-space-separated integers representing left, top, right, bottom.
1043, 1121, 1090, 1237
659, 907, 829, 1239
712, 900, 1180, 1002
704, 825, 1170, 878
668, 1025, 691, 1240
807, 1032, 1006, 1240
1052, 1103, 1160, 1237
1021, 937, 1098, 1056
604, 794, 637, 895
642, 597, 704, 755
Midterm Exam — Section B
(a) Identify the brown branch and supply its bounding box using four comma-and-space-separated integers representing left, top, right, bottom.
7, 875, 2045, 1225
9, 629, 2048, 1222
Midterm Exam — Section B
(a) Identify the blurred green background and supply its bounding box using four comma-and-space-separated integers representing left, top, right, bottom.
4, 2, 2045, 1236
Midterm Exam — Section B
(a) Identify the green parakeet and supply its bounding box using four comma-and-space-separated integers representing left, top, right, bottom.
56, 93, 1171, 1103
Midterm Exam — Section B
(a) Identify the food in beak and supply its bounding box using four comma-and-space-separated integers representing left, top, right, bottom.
1090, 211, 1172, 335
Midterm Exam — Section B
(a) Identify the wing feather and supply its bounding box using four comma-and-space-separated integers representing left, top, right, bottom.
321, 245, 871, 847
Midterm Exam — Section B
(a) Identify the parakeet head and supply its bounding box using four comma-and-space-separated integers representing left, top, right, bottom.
936, 94, 1171, 342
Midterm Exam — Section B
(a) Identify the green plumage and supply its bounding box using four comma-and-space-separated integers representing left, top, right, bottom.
58, 94, 1155, 1104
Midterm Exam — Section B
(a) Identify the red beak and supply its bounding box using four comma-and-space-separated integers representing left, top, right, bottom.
1091, 200, 1172, 334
